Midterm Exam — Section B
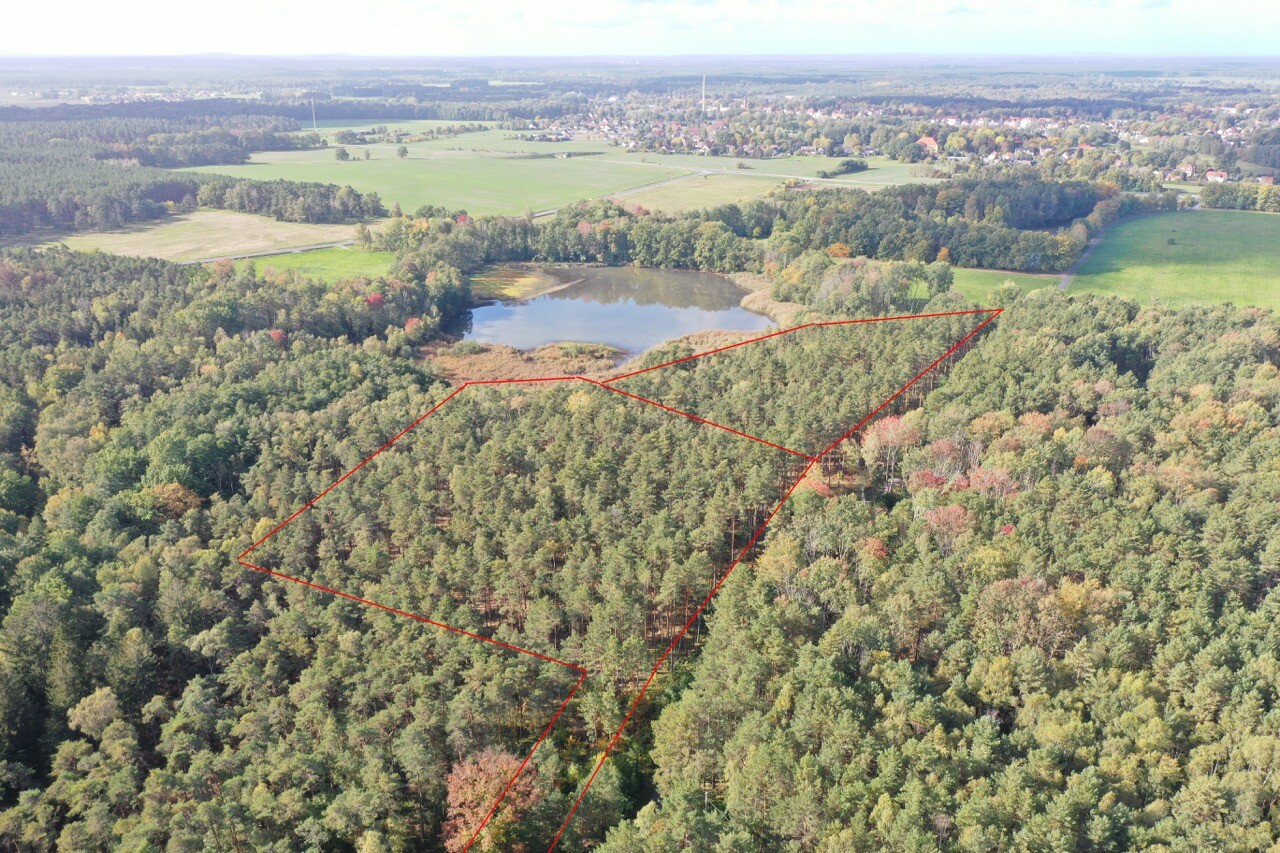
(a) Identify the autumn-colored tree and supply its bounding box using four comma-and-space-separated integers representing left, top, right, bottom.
443, 750, 545, 853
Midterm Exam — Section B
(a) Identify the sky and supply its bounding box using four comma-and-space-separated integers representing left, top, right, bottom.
3, 0, 1279, 57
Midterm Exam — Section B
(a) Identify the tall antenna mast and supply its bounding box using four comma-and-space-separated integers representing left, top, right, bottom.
702, 75, 707, 116
311, 98, 318, 132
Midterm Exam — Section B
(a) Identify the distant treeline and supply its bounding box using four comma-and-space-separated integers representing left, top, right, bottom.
0, 117, 376, 235
0, 94, 579, 124
853, 92, 1151, 117
97, 127, 325, 168
762, 178, 1176, 272
372, 177, 1174, 275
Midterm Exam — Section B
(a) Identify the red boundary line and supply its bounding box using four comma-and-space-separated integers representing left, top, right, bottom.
583, 378, 816, 461
236, 308, 1001, 850
602, 308, 998, 383
546, 308, 1001, 847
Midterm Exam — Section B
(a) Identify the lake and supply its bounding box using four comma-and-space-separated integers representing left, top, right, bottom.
460, 266, 773, 351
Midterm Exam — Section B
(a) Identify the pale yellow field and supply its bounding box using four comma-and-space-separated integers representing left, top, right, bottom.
46, 210, 363, 262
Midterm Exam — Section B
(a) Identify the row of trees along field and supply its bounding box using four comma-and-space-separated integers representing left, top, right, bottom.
0, 117, 380, 235
370, 177, 1176, 276
1199, 181, 1280, 212
1, 237, 1279, 849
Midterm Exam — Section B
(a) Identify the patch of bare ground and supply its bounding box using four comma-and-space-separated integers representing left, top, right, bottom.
424, 340, 623, 384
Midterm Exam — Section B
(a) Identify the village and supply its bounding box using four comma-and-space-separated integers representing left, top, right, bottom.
504, 91, 1280, 190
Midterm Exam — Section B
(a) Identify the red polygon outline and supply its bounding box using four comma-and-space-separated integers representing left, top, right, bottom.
237, 307, 1001, 850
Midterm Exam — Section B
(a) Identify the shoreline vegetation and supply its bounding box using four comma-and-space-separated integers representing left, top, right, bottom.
467, 264, 583, 303
424, 339, 625, 383
443, 264, 787, 383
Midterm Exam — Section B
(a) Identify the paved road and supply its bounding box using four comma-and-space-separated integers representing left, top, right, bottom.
177, 240, 356, 265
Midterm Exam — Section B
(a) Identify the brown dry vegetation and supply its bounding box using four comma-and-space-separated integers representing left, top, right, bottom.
730, 271, 807, 326
426, 340, 623, 384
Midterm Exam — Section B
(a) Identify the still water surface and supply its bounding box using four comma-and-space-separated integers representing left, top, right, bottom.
462, 266, 772, 351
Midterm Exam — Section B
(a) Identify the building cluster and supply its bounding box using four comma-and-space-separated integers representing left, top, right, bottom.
515, 95, 1280, 188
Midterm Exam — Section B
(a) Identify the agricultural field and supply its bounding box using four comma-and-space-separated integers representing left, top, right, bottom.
611, 172, 785, 213
951, 267, 1058, 302
44, 210, 361, 262
1069, 209, 1280, 311
189, 148, 663, 215
185, 128, 937, 216
596, 151, 939, 188
237, 246, 396, 281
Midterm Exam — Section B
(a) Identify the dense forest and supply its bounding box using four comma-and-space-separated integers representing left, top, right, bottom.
0, 56, 1276, 850
0, 238, 1278, 849
0, 117, 378, 235
599, 291, 1280, 851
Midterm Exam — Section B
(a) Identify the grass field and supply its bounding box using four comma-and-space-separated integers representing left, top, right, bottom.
1069, 210, 1280, 311
612, 172, 785, 212
239, 246, 396, 280
185, 127, 937, 216
599, 152, 938, 188
952, 268, 1058, 302
191, 151, 663, 215
47, 210, 361, 262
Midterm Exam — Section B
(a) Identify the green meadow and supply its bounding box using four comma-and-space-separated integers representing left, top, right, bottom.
952, 267, 1058, 302
238, 246, 396, 281
612, 172, 787, 213
191, 147, 662, 215
186, 128, 937, 216
1069, 210, 1280, 311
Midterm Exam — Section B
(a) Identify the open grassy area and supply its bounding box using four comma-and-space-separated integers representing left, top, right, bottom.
45, 210, 361, 262
611, 172, 785, 213
190, 149, 662, 215
239, 246, 396, 281
184, 128, 937, 217
952, 267, 1058, 302
1069, 210, 1280, 311
598, 152, 939, 188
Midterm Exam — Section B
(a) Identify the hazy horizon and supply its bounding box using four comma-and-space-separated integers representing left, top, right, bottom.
3, 0, 1278, 59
